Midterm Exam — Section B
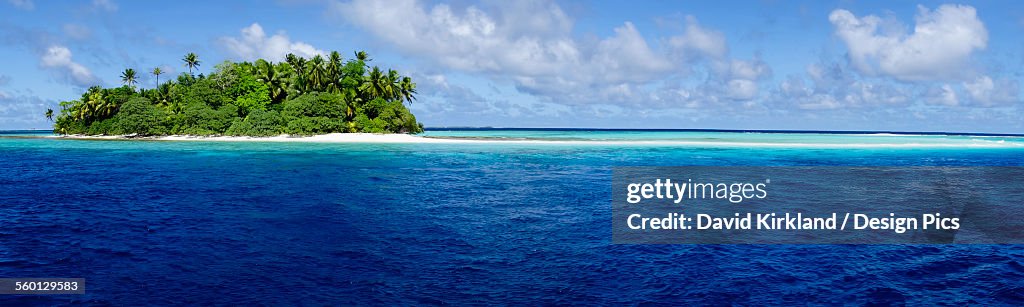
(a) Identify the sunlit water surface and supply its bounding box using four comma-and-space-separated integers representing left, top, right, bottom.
1, 129, 1022, 304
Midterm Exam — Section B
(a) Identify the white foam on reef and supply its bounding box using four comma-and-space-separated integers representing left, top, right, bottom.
44, 133, 1024, 149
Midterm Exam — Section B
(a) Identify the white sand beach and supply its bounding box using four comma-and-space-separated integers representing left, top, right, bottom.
52, 133, 475, 144
160, 133, 456, 143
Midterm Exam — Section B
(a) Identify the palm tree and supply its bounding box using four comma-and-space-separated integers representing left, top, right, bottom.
285, 53, 306, 76
326, 51, 343, 92
285, 54, 308, 96
385, 69, 400, 100
255, 59, 287, 103
81, 88, 104, 120
399, 76, 417, 103
99, 97, 118, 117
152, 85, 166, 107
359, 66, 385, 99
157, 84, 184, 115
343, 88, 362, 119
154, 82, 172, 108
121, 68, 138, 88
45, 108, 54, 121
306, 55, 326, 92
354, 50, 370, 62
183, 52, 200, 76
152, 67, 164, 86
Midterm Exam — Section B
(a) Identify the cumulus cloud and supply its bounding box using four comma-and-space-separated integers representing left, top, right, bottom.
714, 58, 772, 100
330, 0, 1013, 130
781, 4, 1009, 112
592, 22, 675, 80
331, 0, 767, 107
646, 57, 773, 109
667, 16, 728, 60
414, 74, 499, 115
39, 45, 99, 87
92, 0, 117, 12
774, 61, 910, 110
963, 76, 1019, 106
332, 0, 580, 74
924, 84, 960, 106
829, 4, 987, 81
219, 23, 325, 62
7, 0, 32, 10
0, 92, 54, 129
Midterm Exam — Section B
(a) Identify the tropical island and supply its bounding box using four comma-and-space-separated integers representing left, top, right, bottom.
49, 51, 423, 137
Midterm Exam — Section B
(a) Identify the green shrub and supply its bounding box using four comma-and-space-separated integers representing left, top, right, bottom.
176, 78, 230, 108
282, 92, 347, 118
362, 98, 387, 118
226, 110, 286, 136
178, 103, 237, 134
87, 118, 116, 135
286, 116, 343, 135
111, 97, 166, 136
53, 115, 87, 135
352, 114, 385, 133
355, 99, 422, 133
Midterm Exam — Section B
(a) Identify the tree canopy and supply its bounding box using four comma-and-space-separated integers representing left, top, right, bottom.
53, 50, 423, 136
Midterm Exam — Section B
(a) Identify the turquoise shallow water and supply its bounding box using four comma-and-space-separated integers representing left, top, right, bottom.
421, 129, 1024, 148
6, 129, 1024, 148
1, 129, 1023, 304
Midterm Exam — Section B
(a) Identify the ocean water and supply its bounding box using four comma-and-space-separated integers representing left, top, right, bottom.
1, 129, 1023, 305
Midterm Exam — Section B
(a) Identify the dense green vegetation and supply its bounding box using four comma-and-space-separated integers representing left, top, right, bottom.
52, 51, 423, 136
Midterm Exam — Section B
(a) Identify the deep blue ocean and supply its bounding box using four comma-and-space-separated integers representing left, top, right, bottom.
1, 129, 1023, 305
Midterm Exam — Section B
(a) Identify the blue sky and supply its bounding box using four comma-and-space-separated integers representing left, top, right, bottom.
1, 0, 1022, 133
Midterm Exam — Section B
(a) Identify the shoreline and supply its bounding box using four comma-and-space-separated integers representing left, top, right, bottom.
24, 133, 1024, 149
49, 133, 466, 144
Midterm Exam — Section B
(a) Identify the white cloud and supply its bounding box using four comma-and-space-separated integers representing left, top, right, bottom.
778, 75, 842, 110
39, 45, 99, 87
963, 76, 1019, 106
647, 57, 772, 107
0, 93, 54, 130
7, 0, 32, 10
667, 16, 728, 60
332, 0, 583, 75
593, 22, 674, 80
331, 0, 767, 107
778, 5, 1011, 113
715, 58, 771, 100
775, 62, 910, 110
489, 0, 573, 38
219, 23, 325, 62
925, 84, 960, 106
92, 0, 117, 12
725, 79, 758, 100
829, 4, 987, 81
